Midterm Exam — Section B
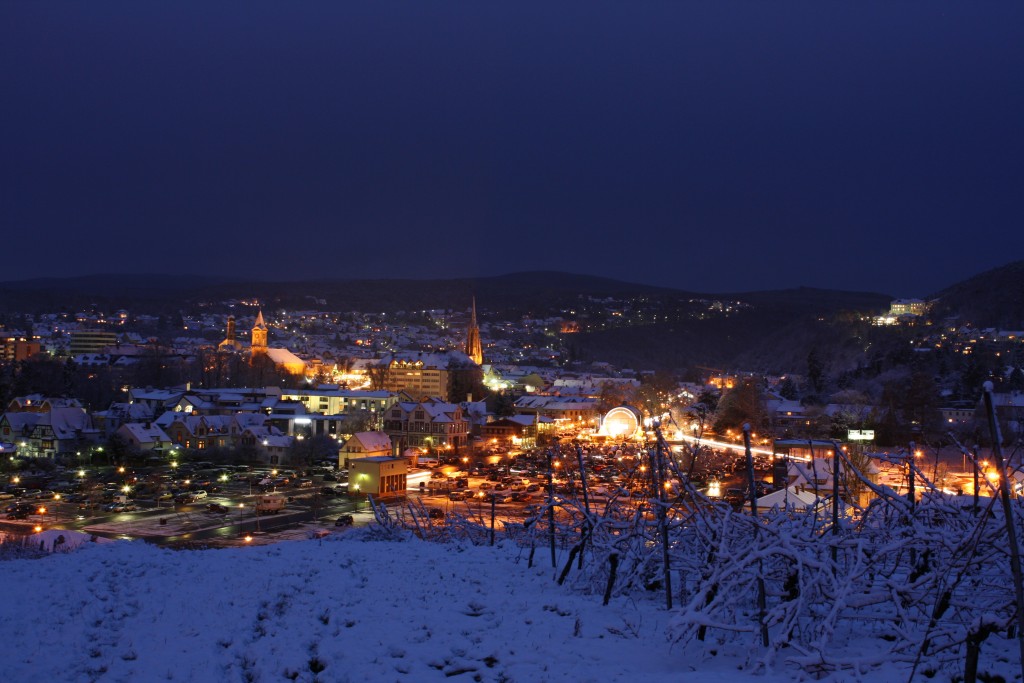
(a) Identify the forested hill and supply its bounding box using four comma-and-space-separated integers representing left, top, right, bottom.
927, 261, 1024, 329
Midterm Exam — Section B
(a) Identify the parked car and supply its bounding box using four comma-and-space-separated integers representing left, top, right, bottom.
335, 514, 354, 527
427, 508, 444, 519
207, 503, 230, 514
319, 487, 338, 496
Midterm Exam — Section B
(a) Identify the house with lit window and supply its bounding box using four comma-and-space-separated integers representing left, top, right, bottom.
339, 431, 393, 468
158, 414, 234, 450
115, 422, 173, 454
238, 427, 292, 465
381, 398, 470, 455
0, 406, 100, 459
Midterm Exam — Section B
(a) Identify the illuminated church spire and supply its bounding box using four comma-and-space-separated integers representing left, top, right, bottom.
465, 297, 483, 365
251, 310, 268, 353
218, 315, 242, 351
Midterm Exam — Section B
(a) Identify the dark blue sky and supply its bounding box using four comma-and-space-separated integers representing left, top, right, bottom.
2, 2, 1022, 297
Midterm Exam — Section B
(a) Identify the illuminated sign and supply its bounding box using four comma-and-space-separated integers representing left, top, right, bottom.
848, 429, 875, 441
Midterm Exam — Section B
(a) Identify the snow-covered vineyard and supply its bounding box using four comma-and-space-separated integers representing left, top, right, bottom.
4, 438, 1024, 682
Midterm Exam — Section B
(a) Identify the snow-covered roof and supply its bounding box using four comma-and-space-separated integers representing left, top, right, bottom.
351, 432, 392, 452
753, 486, 822, 512
118, 422, 171, 444
264, 347, 306, 367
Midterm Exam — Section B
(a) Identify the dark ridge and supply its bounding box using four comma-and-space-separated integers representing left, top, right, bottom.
928, 261, 1024, 329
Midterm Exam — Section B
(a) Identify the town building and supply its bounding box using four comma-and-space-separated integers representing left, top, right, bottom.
339, 431, 393, 468
349, 456, 407, 498
890, 299, 928, 316
479, 415, 547, 449
383, 357, 450, 400
115, 422, 173, 454
0, 333, 41, 361
69, 329, 118, 356
513, 395, 600, 428
158, 414, 234, 451
382, 398, 470, 455
279, 388, 396, 417
0, 406, 100, 459
247, 311, 308, 376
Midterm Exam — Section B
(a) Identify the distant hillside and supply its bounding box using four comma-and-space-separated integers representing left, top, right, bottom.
570, 288, 889, 372
928, 261, 1024, 329
5, 263, 1024, 373
186, 271, 684, 314
0, 271, 677, 315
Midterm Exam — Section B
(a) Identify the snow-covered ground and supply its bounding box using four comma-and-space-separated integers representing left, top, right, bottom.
0, 518, 1018, 683
0, 528, 783, 683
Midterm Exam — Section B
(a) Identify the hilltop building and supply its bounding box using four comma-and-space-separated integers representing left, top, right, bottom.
890, 299, 928, 317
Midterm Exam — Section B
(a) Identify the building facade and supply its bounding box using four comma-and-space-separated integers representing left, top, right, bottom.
349, 456, 407, 498
382, 398, 470, 455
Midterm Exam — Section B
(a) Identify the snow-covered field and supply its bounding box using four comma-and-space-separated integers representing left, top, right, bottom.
1, 510, 1020, 683
0, 530, 754, 683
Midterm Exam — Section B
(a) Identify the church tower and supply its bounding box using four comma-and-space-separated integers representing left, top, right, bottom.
465, 298, 483, 365
218, 315, 242, 351
251, 310, 268, 354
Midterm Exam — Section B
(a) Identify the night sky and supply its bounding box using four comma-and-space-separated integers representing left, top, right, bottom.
2, 2, 1022, 297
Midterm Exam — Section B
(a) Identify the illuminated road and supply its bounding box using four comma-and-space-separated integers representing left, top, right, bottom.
667, 434, 775, 457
